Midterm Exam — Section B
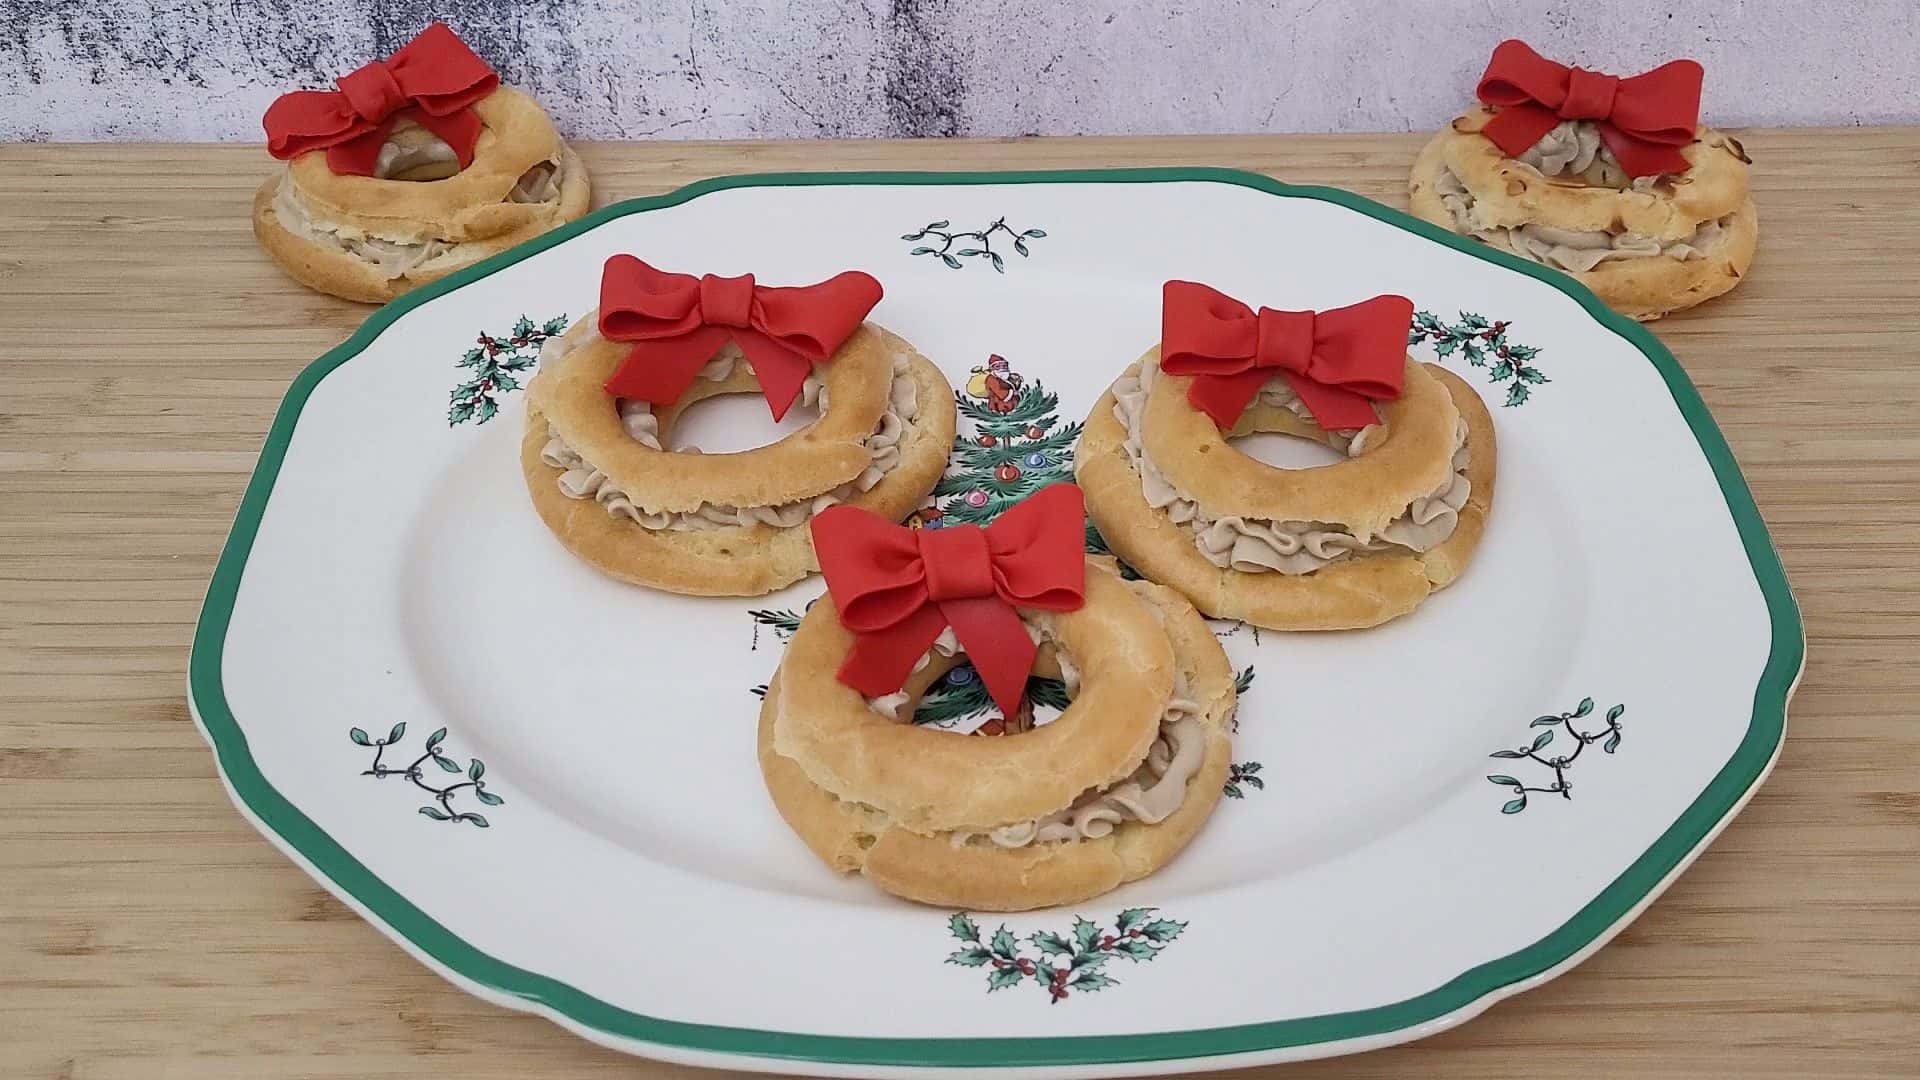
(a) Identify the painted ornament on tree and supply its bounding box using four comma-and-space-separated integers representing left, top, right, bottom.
996, 463, 1023, 482
978, 434, 998, 447
965, 490, 990, 508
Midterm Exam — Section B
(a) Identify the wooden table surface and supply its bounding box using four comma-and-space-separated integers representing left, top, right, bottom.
2, 129, 1917, 1079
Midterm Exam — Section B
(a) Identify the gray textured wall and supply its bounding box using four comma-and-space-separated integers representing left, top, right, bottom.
3, 1, 1916, 142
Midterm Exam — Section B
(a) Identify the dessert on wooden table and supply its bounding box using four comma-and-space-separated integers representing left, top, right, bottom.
254, 23, 591, 303
1409, 38, 1756, 320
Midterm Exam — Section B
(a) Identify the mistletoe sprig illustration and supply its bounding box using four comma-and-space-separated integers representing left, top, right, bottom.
1486, 697, 1625, 814
903, 217, 1047, 273
946, 908, 1185, 1003
349, 723, 504, 828
448, 313, 568, 426
1409, 310, 1548, 407
1224, 761, 1265, 799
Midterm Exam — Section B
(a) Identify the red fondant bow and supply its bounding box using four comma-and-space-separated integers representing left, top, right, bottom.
1476, 38, 1702, 177
1159, 282, 1410, 431
811, 484, 1087, 718
598, 255, 883, 421
262, 23, 498, 177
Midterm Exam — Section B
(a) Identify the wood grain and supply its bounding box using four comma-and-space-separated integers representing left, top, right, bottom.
2, 130, 1917, 1079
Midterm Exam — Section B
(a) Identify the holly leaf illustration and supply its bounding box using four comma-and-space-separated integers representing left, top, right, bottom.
1487, 774, 1520, 787
512, 316, 535, 337
1516, 365, 1549, 385
475, 789, 505, 806
990, 927, 1019, 960
425, 727, 447, 749
1502, 797, 1528, 814
1606, 704, 1626, 722
1032, 931, 1073, 957
1460, 311, 1488, 329
349, 727, 371, 746
386, 722, 406, 744
1072, 917, 1099, 953
1245, 775, 1265, 789
1111, 939, 1158, 961
1432, 338, 1458, 358
1531, 730, 1555, 750
458, 348, 485, 367
446, 400, 476, 426
1113, 908, 1151, 934
948, 913, 980, 942
1574, 697, 1596, 717
475, 397, 499, 424
418, 806, 450, 821
1223, 783, 1244, 799
434, 755, 462, 773
947, 946, 992, 967
490, 372, 520, 393
986, 966, 1025, 992
542, 316, 569, 335
1139, 919, 1185, 944
1505, 383, 1532, 407
1068, 970, 1116, 993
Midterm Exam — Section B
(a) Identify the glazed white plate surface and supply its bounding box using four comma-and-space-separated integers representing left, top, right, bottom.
190, 169, 1802, 1076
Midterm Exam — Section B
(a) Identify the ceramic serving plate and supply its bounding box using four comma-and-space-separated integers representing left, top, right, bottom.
189, 169, 1802, 1076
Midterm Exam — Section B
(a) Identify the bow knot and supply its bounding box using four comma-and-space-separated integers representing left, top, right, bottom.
918, 527, 995, 602
336, 60, 410, 123
811, 484, 1087, 718
1160, 281, 1410, 432
262, 23, 499, 177
1560, 68, 1620, 121
697, 273, 756, 329
598, 256, 883, 422
1476, 39, 1702, 177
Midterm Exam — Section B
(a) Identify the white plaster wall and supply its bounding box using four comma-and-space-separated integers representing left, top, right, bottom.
2, 0, 1914, 142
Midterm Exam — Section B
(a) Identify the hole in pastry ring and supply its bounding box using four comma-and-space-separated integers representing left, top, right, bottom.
1143, 350, 1465, 537
520, 321, 957, 596
759, 572, 1236, 911
770, 565, 1175, 836
1078, 357, 1497, 630
252, 87, 592, 303
1418, 105, 1750, 239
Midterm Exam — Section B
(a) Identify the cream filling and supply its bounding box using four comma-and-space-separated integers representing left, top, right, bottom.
1115, 359, 1469, 575
541, 338, 921, 532
1436, 165, 1725, 274
1516, 119, 1668, 191
271, 140, 570, 280
866, 625, 1206, 849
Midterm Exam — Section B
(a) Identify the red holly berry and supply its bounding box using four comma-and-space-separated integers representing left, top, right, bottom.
1101, 935, 1115, 948
977, 434, 997, 447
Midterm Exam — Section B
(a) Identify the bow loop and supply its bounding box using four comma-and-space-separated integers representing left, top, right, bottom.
597, 256, 882, 421
810, 484, 1087, 718
1476, 38, 1701, 177
1161, 282, 1409, 432
261, 23, 499, 176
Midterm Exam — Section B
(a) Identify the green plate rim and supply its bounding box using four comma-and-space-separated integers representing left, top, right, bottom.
189, 166, 1803, 1069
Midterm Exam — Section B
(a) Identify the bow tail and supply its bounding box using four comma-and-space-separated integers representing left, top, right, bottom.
1479, 100, 1563, 160
738, 336, 816, 422
602, 327, 736, 406
323, 119, 398, 177
941, 596, 1038, 719
1184, 369, 1274, 431
1595, 122, 1691, 178
837, 605, 950, 700
409, 106, 484, 169
1282, 372, 1382, 432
